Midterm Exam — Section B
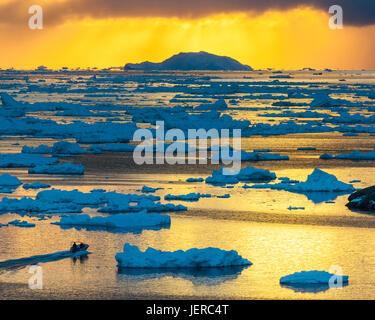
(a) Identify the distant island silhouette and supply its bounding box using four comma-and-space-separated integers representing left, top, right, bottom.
124, 51, 253, 71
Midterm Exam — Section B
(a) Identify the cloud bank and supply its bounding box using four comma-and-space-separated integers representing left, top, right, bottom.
0, 0, 374, 26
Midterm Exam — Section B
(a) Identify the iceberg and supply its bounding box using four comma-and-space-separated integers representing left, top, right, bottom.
116, 243, 252, 268
29, 163, 85, 175
250, 169, 354, 193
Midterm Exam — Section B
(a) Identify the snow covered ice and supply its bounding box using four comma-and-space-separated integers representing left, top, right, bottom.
116, 243, 252, 268
55, 210, 171, 230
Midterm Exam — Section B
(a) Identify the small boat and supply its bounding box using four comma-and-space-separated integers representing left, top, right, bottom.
0, 244, 90, 269
70, 244, 89, 253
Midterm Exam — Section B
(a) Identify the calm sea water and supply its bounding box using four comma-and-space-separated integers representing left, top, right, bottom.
0, 70, 375, 299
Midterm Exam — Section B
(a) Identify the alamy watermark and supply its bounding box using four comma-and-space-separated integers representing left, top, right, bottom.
329, 5, 343, 29
28, 5, 43, 30
133, 121, 242, 175
28, 265, 43, 290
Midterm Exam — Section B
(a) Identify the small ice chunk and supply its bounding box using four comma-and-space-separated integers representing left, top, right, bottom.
280, 270, 348, 285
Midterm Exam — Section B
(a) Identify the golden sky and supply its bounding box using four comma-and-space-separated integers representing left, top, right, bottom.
0, 1, 374, 70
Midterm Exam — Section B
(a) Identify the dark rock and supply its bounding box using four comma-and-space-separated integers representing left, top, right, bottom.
346, 186, 375, 211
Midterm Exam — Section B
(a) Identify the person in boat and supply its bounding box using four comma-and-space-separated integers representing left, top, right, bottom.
71, 242, 78, 253
79, 243, 85, 249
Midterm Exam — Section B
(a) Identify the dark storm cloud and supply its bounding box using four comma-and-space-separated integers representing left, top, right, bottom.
1, 0, 374, 26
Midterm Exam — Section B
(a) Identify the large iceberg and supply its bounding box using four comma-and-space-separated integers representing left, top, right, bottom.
116, 244, 252, 268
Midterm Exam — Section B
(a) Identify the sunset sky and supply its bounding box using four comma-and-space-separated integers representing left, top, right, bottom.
0, 0, 374, 70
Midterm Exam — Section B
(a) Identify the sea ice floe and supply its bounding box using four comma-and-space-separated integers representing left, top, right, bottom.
205, 166, 276, 186
320, 150, 375, 160
8, 219, 36, 228
0, 154, 58, 168
115, 243, 252, 268
51, 141, 87, 155
29, 163, 85, 175
280, 270, 349, 285
88, 143, 135, 153
22, 144, 53, 154
165, 193, 211, 201
23, 182, 51, 190
249, 168, 354, 193
212, 149, 289, 162
0, 188, 187, 215
0, 174, 22, 187
54, 210, 171, 230
186, 178, 204, 183
140, 186, 163, 193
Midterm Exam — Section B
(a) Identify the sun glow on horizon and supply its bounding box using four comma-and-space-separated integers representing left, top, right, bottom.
0, 8, 374, 70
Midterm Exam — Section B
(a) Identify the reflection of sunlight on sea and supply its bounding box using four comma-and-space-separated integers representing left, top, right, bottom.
1, 215, 375, 299
0, 70, 375, 299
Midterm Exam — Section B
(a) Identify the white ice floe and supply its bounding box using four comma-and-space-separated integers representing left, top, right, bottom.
23, 182, 51, 190
55, 210, 171, 230
194, 99, 228, 111
320, 150, 375, 160
0, 154, 58, 168
212, 149, 289, 162
115, 243, 252, 268
0, 174, 22, 186
29, 163, 85, 175
51, 141, 87, 155
22, 144, 53, 154
8, 220, 36, 228
250, 168, 354, 193
186, 178, 204, 182
140, 186, 163, 193
0, 188, 186, 215
165, 193, 211, 201
205, 166, 276, 186
280, 271, 349, 285
88, 143, 135, 153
